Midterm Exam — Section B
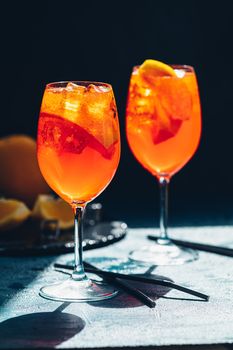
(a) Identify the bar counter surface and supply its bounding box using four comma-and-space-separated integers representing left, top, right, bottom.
1, 226, 233, 349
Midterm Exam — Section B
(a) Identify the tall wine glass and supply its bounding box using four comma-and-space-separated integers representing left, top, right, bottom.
37, 81, 120, 301
126, 64, 201, 265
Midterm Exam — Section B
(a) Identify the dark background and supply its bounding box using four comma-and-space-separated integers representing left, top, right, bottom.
1, 0, 233, 227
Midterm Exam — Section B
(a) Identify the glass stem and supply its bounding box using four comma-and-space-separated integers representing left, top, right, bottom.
72, 206, 87, 281
158, 177, 170, 244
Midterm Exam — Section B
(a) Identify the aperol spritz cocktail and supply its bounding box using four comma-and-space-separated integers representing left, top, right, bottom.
126, 60, 201, 264
38, 82, 120, 205
37, 81, 120, 301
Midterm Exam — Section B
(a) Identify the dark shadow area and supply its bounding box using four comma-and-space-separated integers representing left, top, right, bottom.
84, 258, 206, 306
53, 267, 171, 309
89, 274, 206, 307
89, 290, 150, 309
88, 281, 171, 309
0, 310, 85, 348
83, 257, 174, 308
53, 257, 174, 308
112, 199, 233, 229
0, 256, 56, 308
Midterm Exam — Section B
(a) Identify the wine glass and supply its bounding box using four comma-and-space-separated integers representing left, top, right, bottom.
126, 64, 201, 265
37, 81, 121, 301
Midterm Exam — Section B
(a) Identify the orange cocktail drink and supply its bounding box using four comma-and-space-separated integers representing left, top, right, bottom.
126, 64, 201, 178
37, 81, 121, 302
126, 60, 201, 265
38, 82, 120, 206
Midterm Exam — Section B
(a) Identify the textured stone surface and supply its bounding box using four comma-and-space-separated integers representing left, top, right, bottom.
1, 226, 233, 348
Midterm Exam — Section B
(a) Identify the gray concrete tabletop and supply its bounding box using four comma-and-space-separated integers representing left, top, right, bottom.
1, 225, 233, 349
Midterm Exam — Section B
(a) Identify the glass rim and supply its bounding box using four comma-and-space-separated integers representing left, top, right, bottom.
46, 81, 113, 91
171, 64, 194, 72
133, 64, 195, 73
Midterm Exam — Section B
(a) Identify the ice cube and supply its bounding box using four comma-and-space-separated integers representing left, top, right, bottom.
174, 69, 185, 78
97, 85, 110, 92
84, 84, 113, 117
41, 87, 64, 114
86, 84, 98, 93
63, 83, 86, 115
66, 82, 86, 94
86, 84, 110, 93
86, 93, 112, 118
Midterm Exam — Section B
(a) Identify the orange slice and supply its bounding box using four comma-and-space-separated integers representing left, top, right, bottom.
157, 79, 192, 121
32, 195, 73, 230
137, 59, 192, 144
0, 199, 31, 231
139, 59, 176, 80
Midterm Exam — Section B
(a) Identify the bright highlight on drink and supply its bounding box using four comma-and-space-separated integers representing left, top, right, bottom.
126, 59, 201, 265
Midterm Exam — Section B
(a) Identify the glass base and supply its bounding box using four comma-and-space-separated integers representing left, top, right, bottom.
39, 276, 118, 302
129, 242, 198, 265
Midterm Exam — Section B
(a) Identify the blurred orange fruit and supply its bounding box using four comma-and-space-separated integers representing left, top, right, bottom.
32, 195, 74, 230
0, 135, 51, 207
0, 198, 31, 231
